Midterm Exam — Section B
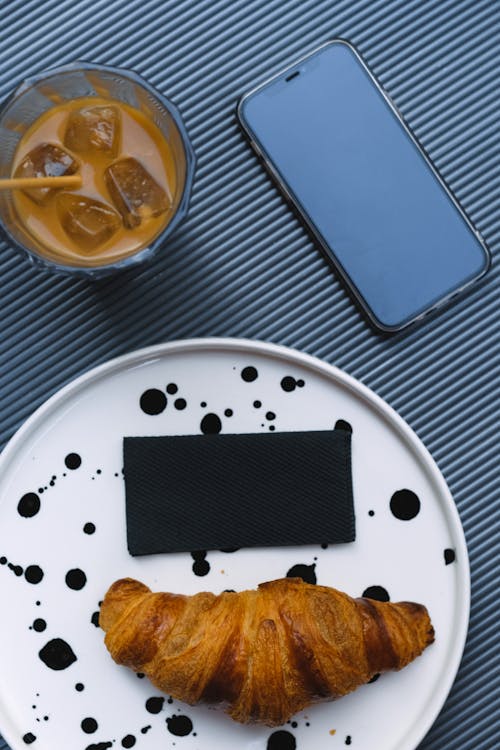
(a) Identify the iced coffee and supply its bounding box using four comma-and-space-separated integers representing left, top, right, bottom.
11, 97, 177, 265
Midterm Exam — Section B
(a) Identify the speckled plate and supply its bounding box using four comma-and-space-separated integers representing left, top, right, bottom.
0, 338, 469, 750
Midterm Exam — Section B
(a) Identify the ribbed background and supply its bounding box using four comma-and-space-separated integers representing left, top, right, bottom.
0, 1, 498, 748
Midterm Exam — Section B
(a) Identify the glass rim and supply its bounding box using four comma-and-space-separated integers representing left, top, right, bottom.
0, 61, 196, 276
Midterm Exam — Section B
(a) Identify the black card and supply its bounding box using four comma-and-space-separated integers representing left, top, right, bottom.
123, 429, 355, 556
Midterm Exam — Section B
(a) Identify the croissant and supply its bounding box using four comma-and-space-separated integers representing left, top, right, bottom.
100, 576, 434, 726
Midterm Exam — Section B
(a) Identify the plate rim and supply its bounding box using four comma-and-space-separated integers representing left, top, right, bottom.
0, 336, 470, 750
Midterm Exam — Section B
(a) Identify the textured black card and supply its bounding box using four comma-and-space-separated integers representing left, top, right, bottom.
123, 429, 355, 556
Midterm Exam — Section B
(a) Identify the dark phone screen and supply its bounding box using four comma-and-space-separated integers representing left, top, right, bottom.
239, 42, 489, 330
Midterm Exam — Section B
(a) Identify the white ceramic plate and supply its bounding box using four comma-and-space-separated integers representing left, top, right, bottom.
0, 338, 469, 750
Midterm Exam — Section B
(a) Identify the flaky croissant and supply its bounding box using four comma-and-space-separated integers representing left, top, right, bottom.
100, 576, 434, 726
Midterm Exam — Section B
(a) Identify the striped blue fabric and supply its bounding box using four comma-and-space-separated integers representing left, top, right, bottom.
0, 1, 498, 748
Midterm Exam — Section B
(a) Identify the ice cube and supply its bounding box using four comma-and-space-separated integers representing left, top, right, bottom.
104, 157, 170, 229
14, 143, 78, 205
64, 105, 121, 156
57, 194, 121, 252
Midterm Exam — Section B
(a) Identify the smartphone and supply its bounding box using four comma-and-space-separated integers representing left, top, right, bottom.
237, 40, 490, 333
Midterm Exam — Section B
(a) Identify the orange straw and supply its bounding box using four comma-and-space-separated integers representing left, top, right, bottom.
0, 175, 82, 190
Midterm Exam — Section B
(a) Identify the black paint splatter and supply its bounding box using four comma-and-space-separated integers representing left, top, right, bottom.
65, 453, 81, 470
65, 568, 87, 590
368, 510, 375, 517
266, 411, 276, 421
286, 563, 316, 585
81, 718, 98, 734
84, 523, 96, 535
145, 696, 164, 714
9, 562, 23, 576
18, 493, 40, 518
267, 730, 296, 750
75, 683, 85, 692
121, 736, 136, 748
280, 376, 304, 391
345, 737, 352, 745
220, 547, 239, 553
166, 383, 178, 395
174, 398, 187, 410
166, 715, 193, 736
200, 413, 221, 434
241, 366, 258, 382
390, 489, 420, 520
85, 743, 112, 750
0, 556, 6, 564
91, 611, 100, 627
25, 565, 44, 584
335, 419, 353, 433
140, 389, 167, 415
23, 733, 36, 744
33, 619, 46, 632
191, 550, 210, 576
253, 400, 262, 408
141, 726, 151, 734
224, 408, 233, 417
200, 401, 207, 407
444, 548, 456, 565
39, 638, 77, 670
280, 376, 296, 392
136, 673, 145, 679
362, 585, 390, 602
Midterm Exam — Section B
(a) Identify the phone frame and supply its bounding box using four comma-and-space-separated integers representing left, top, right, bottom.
237, 39, 491, 334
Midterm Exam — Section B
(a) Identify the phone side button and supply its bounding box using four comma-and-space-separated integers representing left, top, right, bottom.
264, 162, 292, 202
279, 183, 293, 202
257, 156, 293, 203
249, 140, 263, 158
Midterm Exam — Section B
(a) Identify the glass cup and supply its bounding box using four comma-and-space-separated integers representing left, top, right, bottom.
0, 62, 195, 277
